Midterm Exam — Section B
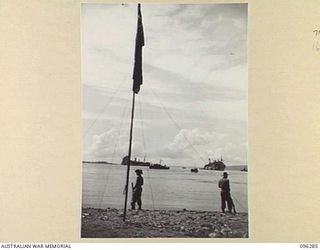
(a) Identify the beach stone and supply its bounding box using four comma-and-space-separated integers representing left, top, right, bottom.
221, 227, 232, 237
211, 229, 223, 238
229, 217, 240, 221
209, 232, 218, 238
201, 223, 212, 228
103, 216, 108, 220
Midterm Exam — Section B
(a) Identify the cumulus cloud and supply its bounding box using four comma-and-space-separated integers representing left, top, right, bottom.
156, 128, 246, 166
160, 128, 224, 161
86, 128, 144, 162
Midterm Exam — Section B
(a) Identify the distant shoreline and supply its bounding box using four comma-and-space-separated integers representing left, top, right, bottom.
82, 162, 248, 171
82, 161, 116, 165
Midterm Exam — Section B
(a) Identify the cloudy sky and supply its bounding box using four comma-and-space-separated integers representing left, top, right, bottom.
82, 3, 247, 167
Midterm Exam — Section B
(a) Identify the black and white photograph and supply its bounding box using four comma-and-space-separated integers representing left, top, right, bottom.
81, 3, 248, 238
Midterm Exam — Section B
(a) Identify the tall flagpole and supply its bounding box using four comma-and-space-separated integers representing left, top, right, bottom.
123, 92, 136, 221
123, 3, 144, 221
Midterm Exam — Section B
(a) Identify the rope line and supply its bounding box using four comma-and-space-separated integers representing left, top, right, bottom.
138, 95, 155, 210
232, 195, 246, 210
84, 76, 128, 137
150, 88, 206, 164
138, 96, 147, 159
111, 98, 130, 163
146, 168, 156, 210
98, 95, 131, 207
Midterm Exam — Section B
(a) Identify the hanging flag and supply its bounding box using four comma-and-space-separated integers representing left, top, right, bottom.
132, 3, 145, 94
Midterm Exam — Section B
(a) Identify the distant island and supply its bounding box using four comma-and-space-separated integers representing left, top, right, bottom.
227, 165, 248, 171
82, 161, 115, 165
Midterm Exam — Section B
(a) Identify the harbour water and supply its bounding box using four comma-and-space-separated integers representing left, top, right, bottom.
82, 163, 248, 213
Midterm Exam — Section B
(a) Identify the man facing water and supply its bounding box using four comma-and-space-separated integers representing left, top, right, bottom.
218, 172, 234, 213
131, 169, 144, 210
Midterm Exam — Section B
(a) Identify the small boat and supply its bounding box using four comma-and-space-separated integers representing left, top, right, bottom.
190, 168, 199, 173
241, 168, 248, 172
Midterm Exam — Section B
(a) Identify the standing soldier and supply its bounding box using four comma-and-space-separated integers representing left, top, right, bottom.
131, 169, 144, 210
218, 172, 234, 213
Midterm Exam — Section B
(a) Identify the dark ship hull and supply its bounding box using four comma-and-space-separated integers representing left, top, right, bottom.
122, 156, 169, 169
121, 156, 150, 167
149, 164, 170, 170
203, 161, 226, 171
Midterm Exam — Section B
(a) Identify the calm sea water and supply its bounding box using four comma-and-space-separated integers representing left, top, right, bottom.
82, 163, 248, 213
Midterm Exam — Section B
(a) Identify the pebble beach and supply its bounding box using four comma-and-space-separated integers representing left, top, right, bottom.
81, 207, 248, 238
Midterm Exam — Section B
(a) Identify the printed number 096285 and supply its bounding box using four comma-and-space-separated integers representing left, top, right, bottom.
300, 244, 318, 248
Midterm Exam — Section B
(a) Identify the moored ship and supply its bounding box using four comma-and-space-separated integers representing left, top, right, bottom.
121, 156, 150, 167
202, 157, 226, 171
149, 159, 170, 170
149, 163, 170, 170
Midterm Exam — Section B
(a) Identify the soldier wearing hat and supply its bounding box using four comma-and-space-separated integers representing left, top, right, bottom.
218, 172, 233, 213
131, 169, 144, 210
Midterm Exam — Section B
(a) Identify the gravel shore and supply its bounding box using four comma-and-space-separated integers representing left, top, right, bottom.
81, 208, 248, 238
